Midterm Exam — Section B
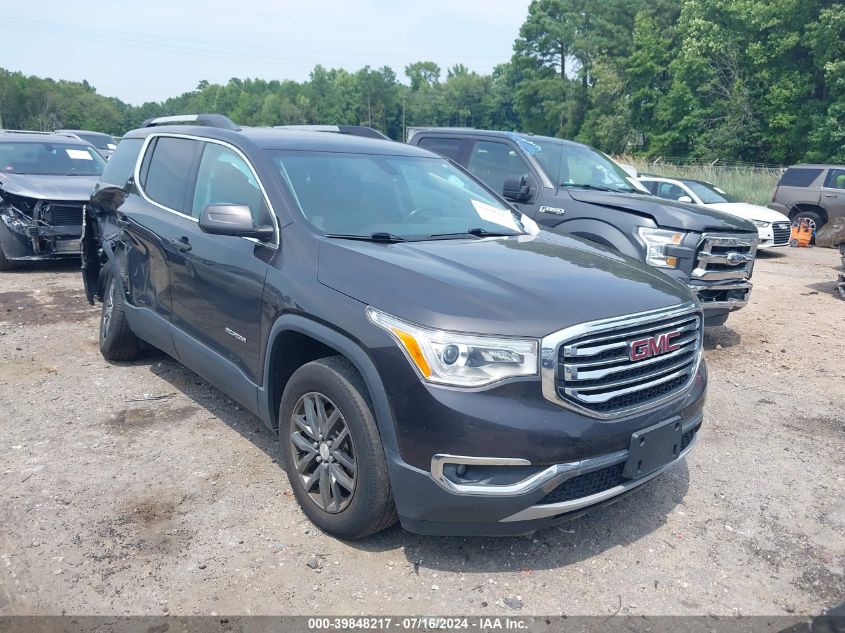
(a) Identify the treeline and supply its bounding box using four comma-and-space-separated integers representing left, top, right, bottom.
0, 0, 842, 164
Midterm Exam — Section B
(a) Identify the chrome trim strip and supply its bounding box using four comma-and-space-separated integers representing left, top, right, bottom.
564, 336, 697, 379
692, 268, 752, 281
563, 315, 699, 358
564, 367, 694, 402
540, 302, 702, 420
500, 434, 697, 522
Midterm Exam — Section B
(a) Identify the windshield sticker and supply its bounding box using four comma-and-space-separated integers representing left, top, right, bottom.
66, 149, 93, 160
471, 199, 520, 231
515, 137, 542, 155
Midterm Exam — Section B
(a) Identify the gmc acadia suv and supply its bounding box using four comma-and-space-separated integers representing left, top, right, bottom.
82, 114, 707, 538
409, 129, 759, 327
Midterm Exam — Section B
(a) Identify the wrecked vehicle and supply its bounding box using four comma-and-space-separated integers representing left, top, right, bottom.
83, 114, 706, 539
0, 131, 105, 270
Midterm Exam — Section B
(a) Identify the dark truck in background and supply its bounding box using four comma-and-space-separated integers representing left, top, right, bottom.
409, 129, 760, 327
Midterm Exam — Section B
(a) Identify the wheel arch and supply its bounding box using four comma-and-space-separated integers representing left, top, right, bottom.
789, 203, 828, 225
261, 315, 398, 453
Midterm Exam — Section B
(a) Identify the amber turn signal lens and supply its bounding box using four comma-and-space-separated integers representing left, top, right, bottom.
391, 327, 432, 378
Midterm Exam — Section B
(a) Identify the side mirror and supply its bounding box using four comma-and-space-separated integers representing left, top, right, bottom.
677, 195, 693, 203
502, 174, 532, 203
199, 204, 274, 240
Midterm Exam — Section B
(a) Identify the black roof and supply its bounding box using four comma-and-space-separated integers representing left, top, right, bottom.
124, 125, 433, 157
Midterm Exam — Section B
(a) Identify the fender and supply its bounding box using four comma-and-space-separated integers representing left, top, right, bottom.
260, 314, 399, 453
543, 216, 642, 258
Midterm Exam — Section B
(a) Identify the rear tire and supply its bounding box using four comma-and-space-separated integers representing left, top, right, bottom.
279, 356, 398, 539
99, 270, 141, 361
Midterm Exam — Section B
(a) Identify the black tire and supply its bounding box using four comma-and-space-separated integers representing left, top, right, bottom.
0, 244, 19, 271
99, 269, 141, 361
279, 356, 397, 539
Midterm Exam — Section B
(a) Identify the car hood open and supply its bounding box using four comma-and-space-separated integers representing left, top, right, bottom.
0, 173, 99, 201
565, 189, 757, 233
318, 232, 695, 338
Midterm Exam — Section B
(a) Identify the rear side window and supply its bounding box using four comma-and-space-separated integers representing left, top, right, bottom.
100, 138, 143, 186
417, 137, 462, 161
823, 168, 845, 190
778, 168, 822, 187
142, 137, 201, 213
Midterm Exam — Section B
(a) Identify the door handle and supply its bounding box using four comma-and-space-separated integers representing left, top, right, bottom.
824, 193, 837, 198
169, 237, 192, 252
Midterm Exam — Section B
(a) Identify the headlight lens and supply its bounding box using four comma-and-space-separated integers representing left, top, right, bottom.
637, 227, 686, 268
366, 307, 538, 387
752, 220, 770, 228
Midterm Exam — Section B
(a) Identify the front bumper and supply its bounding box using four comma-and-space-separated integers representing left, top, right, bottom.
688, 280, 752, 313
386, 364, 706, 536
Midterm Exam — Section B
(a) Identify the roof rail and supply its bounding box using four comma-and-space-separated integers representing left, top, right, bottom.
141, 114, 240, 131
0, 129, 60, 136
274, 124, 391, 140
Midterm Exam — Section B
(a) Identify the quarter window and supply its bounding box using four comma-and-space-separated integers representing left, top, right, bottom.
142, 137, 201, 213
467, 141, 531, 197
191, 143, 265, 221
778, 168, 822, 188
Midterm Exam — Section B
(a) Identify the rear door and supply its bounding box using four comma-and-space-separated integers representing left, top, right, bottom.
821, 168, 845, 221
113, 135, 203, 355
168, 139, 276, 388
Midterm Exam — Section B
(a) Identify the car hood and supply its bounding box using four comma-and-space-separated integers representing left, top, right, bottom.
705, 202, 789, 223
0, 173, 99, 201
565, 189, 757, 233
318, 232, 695, 338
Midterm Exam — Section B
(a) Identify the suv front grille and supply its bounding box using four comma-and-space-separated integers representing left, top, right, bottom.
541, 303, 702, 419
772, 222, 790, 246
692, 233, 757, 281
46, 203, 84, 227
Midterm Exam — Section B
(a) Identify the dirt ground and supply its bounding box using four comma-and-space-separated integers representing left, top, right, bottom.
0, 246, 843, 617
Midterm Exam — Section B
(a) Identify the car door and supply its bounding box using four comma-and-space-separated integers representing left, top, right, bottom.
168, 139, 276, 390
113, 135, 204, 356
821, 168, 845, 221
465, 139, 542, 217
414, 136, 467, 163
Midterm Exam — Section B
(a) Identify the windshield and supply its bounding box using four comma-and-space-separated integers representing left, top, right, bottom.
683, 180, 737, 204
521, 137, 636, 193
0, 141, 106, 176
269, 151, 526, 239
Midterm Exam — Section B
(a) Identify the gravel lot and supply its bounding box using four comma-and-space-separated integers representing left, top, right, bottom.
0, 247, 843, 617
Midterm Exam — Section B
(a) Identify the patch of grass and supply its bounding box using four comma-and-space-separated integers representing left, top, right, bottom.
618, 158, 783, 207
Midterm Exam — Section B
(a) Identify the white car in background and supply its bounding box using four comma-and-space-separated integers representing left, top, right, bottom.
639, 176, 791, 249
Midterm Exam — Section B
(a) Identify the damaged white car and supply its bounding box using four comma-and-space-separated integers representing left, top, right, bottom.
0, 131, 104, 270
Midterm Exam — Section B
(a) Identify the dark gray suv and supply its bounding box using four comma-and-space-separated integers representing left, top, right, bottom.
769, 164, 845, 233
83, 115, 707, 538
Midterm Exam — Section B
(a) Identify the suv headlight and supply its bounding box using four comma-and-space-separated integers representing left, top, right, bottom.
751, 220, 770, 228
366, 307, 538, 387
637, 227, 687, 268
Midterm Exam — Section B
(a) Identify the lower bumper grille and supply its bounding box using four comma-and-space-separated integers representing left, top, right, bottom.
538, 429, 697, 505
772, 222, 790, 245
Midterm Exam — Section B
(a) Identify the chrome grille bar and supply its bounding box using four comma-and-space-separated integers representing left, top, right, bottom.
541, 302, 702, 419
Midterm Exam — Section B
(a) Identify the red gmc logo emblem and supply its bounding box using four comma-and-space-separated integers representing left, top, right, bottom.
629, 331, 682, 361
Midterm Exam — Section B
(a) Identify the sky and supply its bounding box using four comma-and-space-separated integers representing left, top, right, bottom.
3, 0, 531, 105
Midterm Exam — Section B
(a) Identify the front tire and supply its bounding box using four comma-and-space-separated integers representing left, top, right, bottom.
279, 357, 397, 539
99, 270, 141, 361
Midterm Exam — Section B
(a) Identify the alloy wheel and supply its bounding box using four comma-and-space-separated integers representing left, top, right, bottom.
289, 392, 356, 513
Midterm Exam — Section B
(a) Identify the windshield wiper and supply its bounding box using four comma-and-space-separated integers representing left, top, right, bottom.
428, 227, 520, 239
560, 183, 633, 193
324, 232, 406, 243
